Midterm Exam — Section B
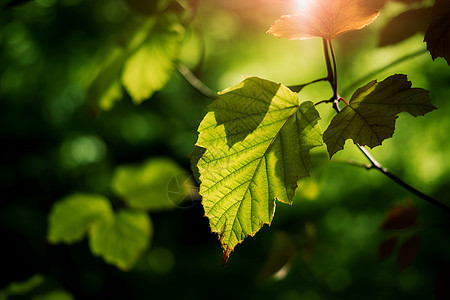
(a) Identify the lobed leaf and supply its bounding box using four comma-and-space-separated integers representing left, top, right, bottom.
324, 74, 436, 158
196, 77, 322, 263
48, 194, 113, 244
267, 0, 379, 40
121, 16, 184, 103
88, 209, 153, 271
424, 0, 450, 65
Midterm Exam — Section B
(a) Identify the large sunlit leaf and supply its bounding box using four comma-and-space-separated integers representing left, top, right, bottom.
196, 77, 322, 263
267, 0, 379, 40
88, 209, 152, 271
112, 158, 195, 211
121, 16, 184, 103
48, 194, 113, 243
424, 0, 450, 65
323, 74, 436, 158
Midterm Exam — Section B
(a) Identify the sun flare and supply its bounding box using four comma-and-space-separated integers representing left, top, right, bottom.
296, 0, 309, 10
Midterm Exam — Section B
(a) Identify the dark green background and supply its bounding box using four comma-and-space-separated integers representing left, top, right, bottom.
1, 0, 449, 299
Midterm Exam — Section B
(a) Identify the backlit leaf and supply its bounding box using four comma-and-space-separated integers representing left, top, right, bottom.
121, 15, 184, 103
88, 209, 152, 271
323, 74, 436, 158
267, 0, 379, 40
48, 194, 113, 243
112, 158, 194, 211
424, 0, 450, 65
196, 77, 322, 263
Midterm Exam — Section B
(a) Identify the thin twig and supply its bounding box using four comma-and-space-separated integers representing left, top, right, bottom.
355, 145, 450, 213
288, 77, 328, 93
323, 40, 450, 214
176, 64, 218, 99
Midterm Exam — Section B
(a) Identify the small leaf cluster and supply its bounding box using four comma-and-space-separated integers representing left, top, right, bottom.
48, 158, 194, 270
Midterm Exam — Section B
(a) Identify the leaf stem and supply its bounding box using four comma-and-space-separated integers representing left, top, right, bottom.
176, 64, 218, 100
328, 39, 338, 100
320, 41, 449, 214
322, 38, 334, 88
288, 77, 328, 93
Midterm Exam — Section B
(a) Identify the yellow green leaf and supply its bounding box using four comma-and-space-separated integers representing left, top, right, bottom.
88, 209, 152, 271
196, 77, 322, 263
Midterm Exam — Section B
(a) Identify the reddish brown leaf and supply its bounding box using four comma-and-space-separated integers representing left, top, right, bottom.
379, 201, 417, 230
267, 0, 379, 40
397, 233, 421, 270
378, 236, 398, 261
435, 263, 450, 300
424, 0, 450, 65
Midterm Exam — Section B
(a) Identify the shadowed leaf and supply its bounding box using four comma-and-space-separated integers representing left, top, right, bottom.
380, 201, 417, 230
424, 0, 450, 65
267, 0, 379, 40
196, 77, 322, 264
323, 74, 436, 158
378, 8, 431, 47
397, 232, 421, 270
189, 145, 206, 185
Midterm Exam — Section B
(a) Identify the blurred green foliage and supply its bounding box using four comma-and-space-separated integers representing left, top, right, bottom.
1, 0, 450, 299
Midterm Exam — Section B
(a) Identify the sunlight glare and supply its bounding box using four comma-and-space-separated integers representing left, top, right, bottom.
296, 0, 309, 10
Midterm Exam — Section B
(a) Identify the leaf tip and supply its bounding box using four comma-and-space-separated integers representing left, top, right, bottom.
222, 247, 232, 266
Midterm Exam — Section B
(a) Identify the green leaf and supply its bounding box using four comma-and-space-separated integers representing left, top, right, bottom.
88, 209, 152, 271
85, 14, 184, 109
112, 158, 194, 211
323, 74, 436, 158
48, 194, 113, 244
196, 77, 322, 263
0, 274, 44, 297
121, 16, 184, 103
189, 145, 206, 185
33, 290, 74, 300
